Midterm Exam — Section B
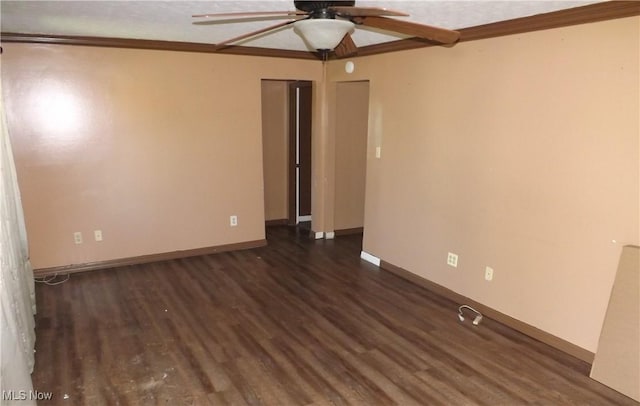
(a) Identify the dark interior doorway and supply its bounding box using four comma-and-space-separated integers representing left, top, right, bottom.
288, 81, 312, 226
261, 80, 312, 231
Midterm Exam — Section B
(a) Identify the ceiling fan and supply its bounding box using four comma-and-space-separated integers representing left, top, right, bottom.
193, 1, 461, 58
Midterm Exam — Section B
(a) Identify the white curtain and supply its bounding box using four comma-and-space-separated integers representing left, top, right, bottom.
0, 84, 37, 405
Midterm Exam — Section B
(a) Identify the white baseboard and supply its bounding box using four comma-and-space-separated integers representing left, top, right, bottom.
314, 231, 324, 240
325, 231, 335, 239
360, 251, 381, 266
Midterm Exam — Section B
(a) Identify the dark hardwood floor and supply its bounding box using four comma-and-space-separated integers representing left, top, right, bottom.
32, 226, 636, 405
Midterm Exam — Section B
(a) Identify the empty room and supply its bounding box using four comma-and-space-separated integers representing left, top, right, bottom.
1, 1, 638, 405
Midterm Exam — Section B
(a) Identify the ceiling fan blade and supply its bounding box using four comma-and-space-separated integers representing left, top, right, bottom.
193, 11, 304, 18
330, 7, 408, 17
194, 15, 306, 26
214, 20, 298, 50
334, 33, 358, 58
357, 16, 460, 44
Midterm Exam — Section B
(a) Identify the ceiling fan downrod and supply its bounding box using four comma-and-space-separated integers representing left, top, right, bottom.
293, 1, 355, 15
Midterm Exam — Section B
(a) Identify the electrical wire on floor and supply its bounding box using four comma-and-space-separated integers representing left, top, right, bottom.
458, 304, 483, 326
34, 273, 70, 286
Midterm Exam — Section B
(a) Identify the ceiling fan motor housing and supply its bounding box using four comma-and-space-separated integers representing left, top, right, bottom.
294, 1, 355, 18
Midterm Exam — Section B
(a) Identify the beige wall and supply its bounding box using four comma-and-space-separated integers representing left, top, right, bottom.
327, 17, 640, 353
334, 81, 369, 231
2, 44, 321, 269
261, 80, 289, 222
311, 69, 332, 234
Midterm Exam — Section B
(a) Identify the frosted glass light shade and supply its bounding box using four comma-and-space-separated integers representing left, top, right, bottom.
293, 19, 355, 50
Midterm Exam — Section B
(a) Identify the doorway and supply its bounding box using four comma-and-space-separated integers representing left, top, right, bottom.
333, 80, 370, 235
261, 80, 312, 229
288, 81, 312, 226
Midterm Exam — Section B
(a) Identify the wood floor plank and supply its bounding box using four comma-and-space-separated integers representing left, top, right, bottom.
30, 226, 638, 405
267, 335, 350, 405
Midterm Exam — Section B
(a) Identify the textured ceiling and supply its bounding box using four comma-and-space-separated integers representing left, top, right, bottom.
1, 1, 601, 52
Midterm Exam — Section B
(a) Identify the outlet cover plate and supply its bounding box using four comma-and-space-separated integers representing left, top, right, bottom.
447, 252, 458, 268
485, 266, 494, 281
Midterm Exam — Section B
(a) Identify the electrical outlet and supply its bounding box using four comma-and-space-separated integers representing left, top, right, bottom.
485, 266, 494, 281
447, 252, 458, 268
230, 215, 238, 227
94, 230, 103, 241
73, 232, 83, 245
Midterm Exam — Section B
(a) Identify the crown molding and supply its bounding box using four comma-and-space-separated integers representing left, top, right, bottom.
1, 1, 638, 59
351, 0, 640, 58
0, 33, 320, 60
458, 0, 640, 42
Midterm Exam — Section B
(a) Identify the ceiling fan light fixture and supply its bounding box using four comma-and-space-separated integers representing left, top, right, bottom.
293, 19, 354, 51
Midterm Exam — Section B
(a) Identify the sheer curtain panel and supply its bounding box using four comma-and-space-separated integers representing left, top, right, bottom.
0, 85, 37, 405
